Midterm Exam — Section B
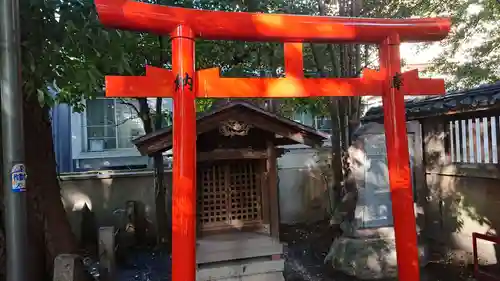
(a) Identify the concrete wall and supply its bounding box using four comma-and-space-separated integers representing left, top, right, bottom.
60, 146, 331, 241
422, 118, 500, 265
60, 170, 164, 242
352, 118, 500, 266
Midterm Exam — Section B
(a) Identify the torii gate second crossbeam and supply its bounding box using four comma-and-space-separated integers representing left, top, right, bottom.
94, 1, 451, 281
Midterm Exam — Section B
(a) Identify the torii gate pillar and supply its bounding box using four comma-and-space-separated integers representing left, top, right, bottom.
171, 25, 197, 281
380, 34, 419, 280
94, 1, 451, 281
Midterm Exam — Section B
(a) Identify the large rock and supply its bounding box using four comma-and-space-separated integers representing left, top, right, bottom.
328, 227, 428, 280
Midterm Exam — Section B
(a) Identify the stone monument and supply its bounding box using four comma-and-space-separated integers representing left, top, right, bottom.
325, 122, 428, 279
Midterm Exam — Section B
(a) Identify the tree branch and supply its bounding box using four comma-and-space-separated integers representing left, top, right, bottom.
117, 98, 141, 117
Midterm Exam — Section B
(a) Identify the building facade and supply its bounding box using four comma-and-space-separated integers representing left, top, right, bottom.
51, 98, 332, 173
51, 98, 174, 172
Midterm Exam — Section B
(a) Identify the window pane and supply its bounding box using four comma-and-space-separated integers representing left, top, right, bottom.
117, 118, 144, 149
87, 125, 116, 138
118, 137, 134, 148
87, 126, 104, 138
115, 100, 140, 124
103, 138, 116, 149
86, 99, 116, 126
87, 138, 116, 151
86, 100, 103, 126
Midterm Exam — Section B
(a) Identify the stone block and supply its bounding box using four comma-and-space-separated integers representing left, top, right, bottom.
196, 232, 283, 264
98, 226, 115, 279
197, 259, 285, 281
53, 254, 86, 281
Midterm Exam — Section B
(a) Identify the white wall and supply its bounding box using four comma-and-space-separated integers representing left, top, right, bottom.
60, 144, 333, 239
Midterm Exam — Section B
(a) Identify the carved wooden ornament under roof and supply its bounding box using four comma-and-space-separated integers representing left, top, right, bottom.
218, 119, 253, 137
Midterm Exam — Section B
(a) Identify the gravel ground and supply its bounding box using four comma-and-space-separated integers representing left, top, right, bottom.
112, 221, 479, 281
115, 249, 171, 281
281, 221, 356, 281
280, 221, 478, 281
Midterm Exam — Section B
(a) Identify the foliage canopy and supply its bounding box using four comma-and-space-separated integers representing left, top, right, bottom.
22, 0, 500, 114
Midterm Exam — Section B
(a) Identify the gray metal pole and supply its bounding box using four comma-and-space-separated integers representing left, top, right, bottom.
0, 0, 29, 280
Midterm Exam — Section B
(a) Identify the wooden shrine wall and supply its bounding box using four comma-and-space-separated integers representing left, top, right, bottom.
196, 128, 274, 152
197, 160, 267, 234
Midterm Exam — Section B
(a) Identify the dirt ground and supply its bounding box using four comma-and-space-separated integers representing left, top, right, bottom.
280, 220, 477, 281
113, 220, 478, 281
116, 249, 171, 281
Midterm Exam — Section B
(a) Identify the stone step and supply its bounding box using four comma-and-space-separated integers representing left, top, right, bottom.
197, 233, 283, 264
197, 259, 285, 281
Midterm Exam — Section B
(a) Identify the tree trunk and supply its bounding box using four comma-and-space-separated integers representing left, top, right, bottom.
328, 99, 344, 211
311, 0, 345, 212
153, 34, 169, 247
311, 0, 363, 228
23, 89, 78, 281
154, 97, 168, 246
138, 99, 153, 134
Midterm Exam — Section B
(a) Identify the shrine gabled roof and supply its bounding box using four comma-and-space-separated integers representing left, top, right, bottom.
132, 101, 329, 156
362, 82, 500, 122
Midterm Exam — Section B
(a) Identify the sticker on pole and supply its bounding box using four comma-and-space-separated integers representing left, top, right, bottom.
11, 164, 26, 193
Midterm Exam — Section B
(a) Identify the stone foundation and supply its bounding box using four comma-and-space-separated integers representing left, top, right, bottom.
197, 260, 284, 281
196, 232, 285, 281
327, 227, 428, 280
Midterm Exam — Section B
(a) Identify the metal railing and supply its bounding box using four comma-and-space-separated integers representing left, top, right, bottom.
473, 232, 500, 281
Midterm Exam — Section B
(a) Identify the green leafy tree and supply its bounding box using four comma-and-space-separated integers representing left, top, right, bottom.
14, 0, 313, 279
361, 0, 500, 90
15, 0, 491, 279
420, 0, 500, 89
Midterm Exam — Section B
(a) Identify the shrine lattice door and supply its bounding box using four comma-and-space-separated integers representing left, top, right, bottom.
198, 160, 264, 233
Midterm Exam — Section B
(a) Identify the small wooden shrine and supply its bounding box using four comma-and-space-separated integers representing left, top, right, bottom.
134, 101, 327, 238
133, 101, 328, 280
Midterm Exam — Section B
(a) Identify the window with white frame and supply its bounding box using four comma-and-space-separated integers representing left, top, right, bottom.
84, 98, 145, 152
448, 116, 499, 164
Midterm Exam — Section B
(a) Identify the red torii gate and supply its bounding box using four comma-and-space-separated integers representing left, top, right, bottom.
94, 1, 451, 280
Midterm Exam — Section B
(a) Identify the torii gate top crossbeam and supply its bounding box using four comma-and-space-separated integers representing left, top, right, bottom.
95, 0, 450, 43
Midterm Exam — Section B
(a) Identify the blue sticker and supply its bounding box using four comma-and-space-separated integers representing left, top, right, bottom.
11, 164, 26, 193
